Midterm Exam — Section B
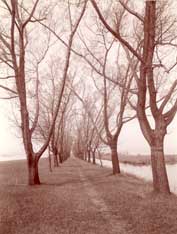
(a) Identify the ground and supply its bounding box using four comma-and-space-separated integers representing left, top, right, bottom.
0, 157, 177, 234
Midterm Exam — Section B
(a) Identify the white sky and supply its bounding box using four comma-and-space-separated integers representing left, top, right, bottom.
0, 101, 25, 158
1, 98, 177, 160
0, 0, 177, 160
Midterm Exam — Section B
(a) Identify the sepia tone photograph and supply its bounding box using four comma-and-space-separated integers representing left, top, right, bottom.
1, 0, 177, 233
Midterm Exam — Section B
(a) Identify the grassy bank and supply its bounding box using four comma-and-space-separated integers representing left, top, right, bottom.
82, 160, 177, 234
100, 154, 177, 166
0, 158, 177, 234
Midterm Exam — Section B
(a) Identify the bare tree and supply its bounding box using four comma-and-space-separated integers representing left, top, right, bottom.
74, 17, 136, 174
0, 0, 87, 185
71, 83, 105, 163
90, 0, 177, 193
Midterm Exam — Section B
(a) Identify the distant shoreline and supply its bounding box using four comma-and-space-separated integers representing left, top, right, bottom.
0, 156, 26, 162
98, 154, 177, 166
1, 154, 177, 166
0, 154, 47, 162
0, 158, 26, 163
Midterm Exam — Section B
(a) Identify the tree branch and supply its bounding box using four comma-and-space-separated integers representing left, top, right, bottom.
119, 0, 144, 22
0, 85, 17, 94
90, 0, 143, 63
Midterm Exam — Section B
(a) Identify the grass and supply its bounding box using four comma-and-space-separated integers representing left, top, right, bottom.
82, 161, 177, 234
0, 157, 177, 234
100, 153, 177, 166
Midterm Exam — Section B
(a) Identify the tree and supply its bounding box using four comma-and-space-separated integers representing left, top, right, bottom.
75, 17, 135, 174
0, 0, 87, 185
71, 82, 105, 163
90, 0, 177, 193
32, 57, 72, 168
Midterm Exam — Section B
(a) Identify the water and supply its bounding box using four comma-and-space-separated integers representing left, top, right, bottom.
0, 154, 26, 161
0, 152, 48, 162
96, 159, 177, 194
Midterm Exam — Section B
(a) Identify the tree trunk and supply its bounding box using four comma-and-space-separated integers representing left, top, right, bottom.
54, 153, 59, 167
58, 152, 63, 163
88, 150, 91, 163
97, 150, 103, 167
28, 157, 40, 185
84, 151, 87, 161
48, 147, 52, 172
52, 145, 59, 167
150, 142, 170, 194
92, 150, 96, 165
110, 141, 120, 174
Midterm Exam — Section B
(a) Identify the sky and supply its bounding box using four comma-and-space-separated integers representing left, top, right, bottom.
0, 0, 177, 161
1, 98, 177, 161
0, 101, 25, 160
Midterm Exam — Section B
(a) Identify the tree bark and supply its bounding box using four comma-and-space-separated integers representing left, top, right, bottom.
58, 152, 63, 163
150, 142, 170, 194
28, 156, 40, 185
54, 153, 59, 167
97, 150, 103, 167
92, 150, 96, 164
48, 148, 52, 172
110, 141, 120, 174
88, 150, 91, 163
52, 145, 59, 167
84, 151, 87, 161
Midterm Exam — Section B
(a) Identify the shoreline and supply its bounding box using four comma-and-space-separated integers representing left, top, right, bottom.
98, 154, 177, 166
1, 156, 177, 166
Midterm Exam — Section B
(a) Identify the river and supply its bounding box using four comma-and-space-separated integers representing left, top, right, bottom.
96, 159, 177, 194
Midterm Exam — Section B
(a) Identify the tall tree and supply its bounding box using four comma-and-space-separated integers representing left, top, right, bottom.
90, 0, 177, 193
0, 0, 87, 185
75, 18, 135, 174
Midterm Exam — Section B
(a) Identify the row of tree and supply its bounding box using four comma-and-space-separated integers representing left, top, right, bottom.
1, 0, 177, 194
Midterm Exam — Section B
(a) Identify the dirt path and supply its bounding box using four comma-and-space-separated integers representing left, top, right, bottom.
0, 157, 132, 234
77, 160, 131, 234
1, 157, 177, 234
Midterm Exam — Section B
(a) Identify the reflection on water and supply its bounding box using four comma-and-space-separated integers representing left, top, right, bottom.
96, 159, 177, 194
